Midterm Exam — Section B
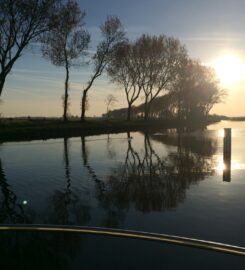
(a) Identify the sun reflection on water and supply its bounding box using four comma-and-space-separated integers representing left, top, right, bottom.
218, 129, 225, 138
214, 155, 243, 174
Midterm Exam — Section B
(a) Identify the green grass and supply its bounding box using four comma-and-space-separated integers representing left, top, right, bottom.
0, 117, 218, 142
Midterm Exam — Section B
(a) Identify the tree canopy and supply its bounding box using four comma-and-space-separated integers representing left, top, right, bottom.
107, 34, 188, 120
171, 59, 226, 121
0, 0, 63, 96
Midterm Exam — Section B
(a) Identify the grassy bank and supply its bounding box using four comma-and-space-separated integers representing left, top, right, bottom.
0, 118, 218, 142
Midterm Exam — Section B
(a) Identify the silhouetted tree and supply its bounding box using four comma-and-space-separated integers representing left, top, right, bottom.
133, 35, 187, 120
171, 59, 226, 122
0, 0, 62, 97
107, 41, 141, 120
41, 0, 90, 121
105, 94, 117, 118
108, 59, 225, 122
80, 16, 125, 121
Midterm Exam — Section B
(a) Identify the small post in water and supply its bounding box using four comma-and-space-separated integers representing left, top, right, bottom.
223, 128, 231, 182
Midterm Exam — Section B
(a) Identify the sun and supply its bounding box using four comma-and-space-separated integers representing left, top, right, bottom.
212, 54, 245, 86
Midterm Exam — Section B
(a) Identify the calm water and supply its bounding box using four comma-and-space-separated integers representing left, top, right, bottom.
0, 121, 245, 269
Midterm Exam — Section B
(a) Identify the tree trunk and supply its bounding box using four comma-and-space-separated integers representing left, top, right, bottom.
107, 104, 109, 118
127, 103, 131, 121
144, 102, 149, 121
144, 95, 151, 121
0, 73, 6, 97
81, 136, 87, 164
63, 65, 69, 122
63, 137, 71, 191
81, 89, 88, 122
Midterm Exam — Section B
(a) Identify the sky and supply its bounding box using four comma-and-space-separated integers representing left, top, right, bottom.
2, 0, 245, 117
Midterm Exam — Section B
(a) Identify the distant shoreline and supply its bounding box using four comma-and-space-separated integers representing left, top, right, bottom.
0, 118, 221, 143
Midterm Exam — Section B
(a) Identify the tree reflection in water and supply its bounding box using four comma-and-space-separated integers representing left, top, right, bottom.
106, 134, 117, 160
0, 147, 86, 268
0, 133, 232, 269
0, 159, 30, 223
95, 131, 217, 213
48, 137, 91, 225
81, 136, 125, 228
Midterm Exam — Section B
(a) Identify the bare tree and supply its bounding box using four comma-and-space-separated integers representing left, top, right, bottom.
41, 0, 90, 121
0, 0, 62, 97
107, 41, 141, 121
105, 94, 117, 118
80, 16, 125, 121
134, 34, 187, 120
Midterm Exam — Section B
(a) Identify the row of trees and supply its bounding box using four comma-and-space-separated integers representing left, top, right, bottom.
0, 0, 125, 121
41, 1, 126, 121
107, 35, 187, 120
0, 0, 225, 122
108, 42, 225, 121
107, 59, 225, 122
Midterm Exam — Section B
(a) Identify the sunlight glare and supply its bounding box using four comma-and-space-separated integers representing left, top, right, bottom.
216, 156, 226, 174
212, 55, 245, 86
214, 156, 242, 174
218, 129, 224, 138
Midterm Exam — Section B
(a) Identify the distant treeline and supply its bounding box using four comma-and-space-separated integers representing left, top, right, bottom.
0, 0, 225, 122
105, 87, 225, 123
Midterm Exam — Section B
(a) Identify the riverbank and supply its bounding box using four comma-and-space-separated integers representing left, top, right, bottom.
0, 118, 218, 142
